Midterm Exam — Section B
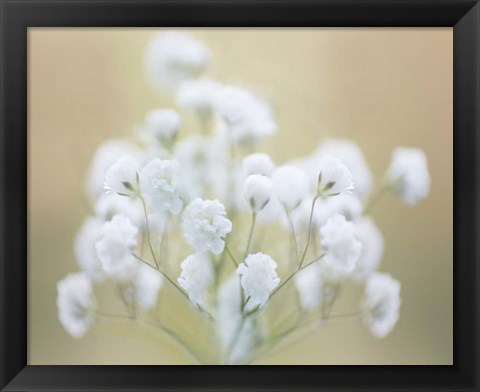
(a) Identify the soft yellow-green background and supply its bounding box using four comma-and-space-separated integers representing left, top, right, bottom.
29, 28, 452, 365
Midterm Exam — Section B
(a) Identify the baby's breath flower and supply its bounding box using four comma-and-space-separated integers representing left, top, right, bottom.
74, 217, 105, 281
178, 253, 214, 307
176, 77, 222, 116
215, 86, 277, 145
95, 214, 138, 276
272, 165, 310, 210
143, 109, 181, 144
387, 147, 430, 206
86, 139, 140, 201
315, 139, 373, 197
362, 272, 401, 338
104, 156, 140, 197
316, 156, 354, 197
236, 252, 280, 308
352, 217, 384, 282
243, 174, 273, 212
242, 153, 275, 177
122, 264, 163, 310
294, 263, 322, 312
181, 198, 232, 255
95, 193, 144, 229
145, 32, 210, 92
57, 273, 96, 338
139, 158, 184, 215
320, 214, 362, 273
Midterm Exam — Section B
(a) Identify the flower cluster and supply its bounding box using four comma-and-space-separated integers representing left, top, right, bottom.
57, 31, 431, 365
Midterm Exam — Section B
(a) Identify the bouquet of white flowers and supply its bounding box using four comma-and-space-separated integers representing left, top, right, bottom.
57, 32, 431, 364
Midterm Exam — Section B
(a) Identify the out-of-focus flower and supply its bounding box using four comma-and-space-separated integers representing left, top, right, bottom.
123, 264, 163, 310
139, 159, 184, 215
216, 277, 262, 364
292, 193, 363, 233
294, 263, 322, 312
142, 109, 181, 145
95, 193, 144, 229
178, 253, 214, 307
86, 139, 140, 201
243, 174, 273, 212
272, 165, 310, 210
95, 214, 138, 275
104, 156, 140, 197
320, 214, 362, 273
352, 217, 384, 282
74, 217, 105, 281
387, 147, 430, 206
237, 252, 280, 308
215, 86, 277, 145
256, 194, 287, 226
314, 139, 373, 197
177, 78, 222, 117
362, 272, 401, 338
57, 273, 96, 338
316, 156, 354, 197
181, 198, 232, 255
145, 32, 210, 92
242, 153, 275, 177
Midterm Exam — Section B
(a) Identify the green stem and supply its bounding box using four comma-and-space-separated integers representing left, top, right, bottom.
224, 244, 239, 268
139, 195, 159, 269
364, 183, 389, 214
298, 196, 319, 269
244, 212, 256, 258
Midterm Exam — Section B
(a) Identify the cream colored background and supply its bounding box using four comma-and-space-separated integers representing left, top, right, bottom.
29, 28, 452, 365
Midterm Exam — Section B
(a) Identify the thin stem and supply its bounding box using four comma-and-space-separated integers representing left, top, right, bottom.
285, 208, 299, 262
224, 243, 239, 267
364, 183, 389, 214
139, 195, 159, 269
244, 212, 256, 258
298, 196, 319, 269
268, 253, 326, 301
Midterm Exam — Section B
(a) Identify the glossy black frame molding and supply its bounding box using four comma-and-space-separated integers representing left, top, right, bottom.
1, 0, 479, 391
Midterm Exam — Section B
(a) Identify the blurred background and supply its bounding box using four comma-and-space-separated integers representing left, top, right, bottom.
29, 28, 452, 365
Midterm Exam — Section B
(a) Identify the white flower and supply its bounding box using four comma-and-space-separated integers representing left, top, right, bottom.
215, 86, 277, 145
57, 273, 96, 338
294, 263, 322, 312
314, 139, 373, 197
143, 109, 180, 143
123, 264, 163, 310
294, 260, 348, 313
95, 193, 144, 228
292, 193, 363, 232
178, 253, 214, 307
272, 165, 310, 209
316, 156, 354, 197
362, 272, 401, 338
176, 78, 222, 116
139, 159, 184, 215
387, 147, 430, 206
104, 156, 140, 197
256, 194, 287, 226
85, 139, 140, 201
236, 252, 280, 308
95, 214, 138, 275
181, 199, 232, 255
145, 32, 210, 92
320, 214, 362, 273
74, 217, 105, 281
216, 277, 262, 364
242, 153, 275, 177
243, 174, 273, 212
352, 217, 384, 282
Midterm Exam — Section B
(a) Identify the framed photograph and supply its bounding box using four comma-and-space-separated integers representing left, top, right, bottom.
1, 0, 478, 390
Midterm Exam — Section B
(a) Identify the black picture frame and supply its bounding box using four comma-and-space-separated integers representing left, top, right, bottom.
1, 0, 479, 391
